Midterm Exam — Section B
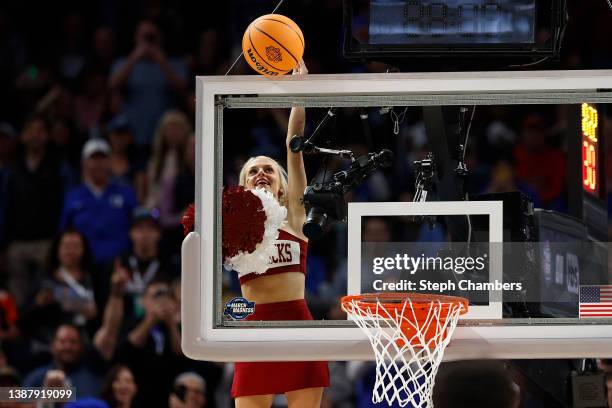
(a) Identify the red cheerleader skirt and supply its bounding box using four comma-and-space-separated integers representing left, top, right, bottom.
231, 299, 330, 397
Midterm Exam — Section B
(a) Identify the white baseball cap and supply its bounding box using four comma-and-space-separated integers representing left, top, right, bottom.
81, 138, 111, 160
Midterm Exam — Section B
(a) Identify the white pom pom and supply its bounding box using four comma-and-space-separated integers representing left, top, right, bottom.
224, 188, 287, 274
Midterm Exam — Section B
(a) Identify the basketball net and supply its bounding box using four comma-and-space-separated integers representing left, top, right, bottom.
342, 293, 468, 407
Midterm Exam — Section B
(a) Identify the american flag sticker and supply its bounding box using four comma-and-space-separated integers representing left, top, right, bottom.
579, 285, 612, 318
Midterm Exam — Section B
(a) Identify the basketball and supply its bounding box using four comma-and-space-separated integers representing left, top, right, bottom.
242, 14, 305, 77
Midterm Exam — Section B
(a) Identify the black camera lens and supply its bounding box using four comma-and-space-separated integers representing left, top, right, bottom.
303, 207, 328, 240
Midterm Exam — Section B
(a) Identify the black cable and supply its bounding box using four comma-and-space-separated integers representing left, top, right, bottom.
310, 108, 338, 185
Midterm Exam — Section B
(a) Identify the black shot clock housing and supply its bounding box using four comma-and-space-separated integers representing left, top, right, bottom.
343, 0, 567, 65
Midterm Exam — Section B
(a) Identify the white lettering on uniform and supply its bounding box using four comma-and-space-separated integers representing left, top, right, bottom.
268, 240, 300, 268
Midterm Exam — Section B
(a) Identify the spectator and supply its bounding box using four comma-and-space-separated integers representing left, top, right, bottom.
60, 139, 138, 265
172, 133, 195, 217
57, 12, 87, 83
35, 229, 97, 328
3, 115, 69, 307
73, 65, 109, 136
0, 289, 18, 342
433, 360, 520, 408
0, 10, 27, 124
160, 132, 195, 264
190, 29, 224, 76
485, 160, 541, 207
93, 261, 128, 362
65, 397, 110, 408
144, 110, 191, 214
513, 115, 566, 208
105, 115, 140, 186
91, 27, 117, 75
0, 122, 17, 247
50, 117, 83, 172
23, 324, 104, 398
0, 122, 16, 168
109, 20, 188, 153
113, 207, 171, 327
115, 279, 180, 407
100, 364, 138, 408
169, 372, 206, 408
0, 365, 31, 408
18, 229, 96, 362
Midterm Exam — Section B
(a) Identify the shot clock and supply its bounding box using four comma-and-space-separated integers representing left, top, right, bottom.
343, 0, 566, 61
581, 103, 599, 195
567, 102, 607, 240
369, 0, 536, 45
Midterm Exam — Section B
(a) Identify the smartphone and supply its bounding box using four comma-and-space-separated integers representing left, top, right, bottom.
173, 384, 187, 402
153, 287, 169, 300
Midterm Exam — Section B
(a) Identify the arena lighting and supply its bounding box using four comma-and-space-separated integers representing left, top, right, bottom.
343, 0, 567, 64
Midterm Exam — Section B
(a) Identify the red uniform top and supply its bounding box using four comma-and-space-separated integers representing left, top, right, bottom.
238, 229, 308, 285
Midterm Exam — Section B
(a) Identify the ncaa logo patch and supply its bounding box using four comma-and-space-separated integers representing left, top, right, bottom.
224, 297, 255, 320
265, 46, 282, 62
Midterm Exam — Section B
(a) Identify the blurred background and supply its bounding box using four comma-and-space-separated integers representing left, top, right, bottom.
0, 0, 611, 407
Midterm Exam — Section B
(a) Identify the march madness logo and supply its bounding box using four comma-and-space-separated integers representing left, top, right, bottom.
265, 46, 282, 62
224, 297, 255, 320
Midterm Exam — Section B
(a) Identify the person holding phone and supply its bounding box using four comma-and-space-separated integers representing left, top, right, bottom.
109, 20, 188, 154
169, 372, 206, 408
115, 279, 180, 407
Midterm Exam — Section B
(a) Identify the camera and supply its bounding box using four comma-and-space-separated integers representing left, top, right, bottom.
302, 149, 393, 240
303, 181, 346, 240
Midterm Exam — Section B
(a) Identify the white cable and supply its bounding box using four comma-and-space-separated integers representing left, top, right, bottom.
390, 107, 409, 135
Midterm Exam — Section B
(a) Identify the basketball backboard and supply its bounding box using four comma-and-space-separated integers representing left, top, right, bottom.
182, 70, 612, 362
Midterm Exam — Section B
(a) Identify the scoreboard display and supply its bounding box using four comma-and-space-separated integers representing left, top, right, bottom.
581, 103, 599, 196
369, 0, 536, 45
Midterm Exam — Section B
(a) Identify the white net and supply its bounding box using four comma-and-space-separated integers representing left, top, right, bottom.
342, 294, 467, 408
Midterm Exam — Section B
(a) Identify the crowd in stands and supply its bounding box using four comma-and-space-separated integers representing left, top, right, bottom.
0, 1, 611, 407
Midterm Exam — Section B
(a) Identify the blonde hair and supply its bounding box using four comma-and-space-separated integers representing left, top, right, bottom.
239, 156, 289, 207
150, 110, 192, 182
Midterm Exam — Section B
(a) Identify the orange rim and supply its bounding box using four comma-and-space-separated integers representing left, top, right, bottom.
341, 292, 469, 321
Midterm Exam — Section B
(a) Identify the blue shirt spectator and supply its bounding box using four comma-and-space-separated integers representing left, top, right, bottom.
60, 139, 137, 263
23, 324, 104, 398
109, 20, 188, 149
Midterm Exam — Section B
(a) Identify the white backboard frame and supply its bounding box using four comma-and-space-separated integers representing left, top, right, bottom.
347, 201, 504, 320
182, 70, 612, 362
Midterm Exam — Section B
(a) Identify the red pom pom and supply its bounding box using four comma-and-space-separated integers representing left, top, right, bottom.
222, 186, 266, 260
181, 203, 195, 236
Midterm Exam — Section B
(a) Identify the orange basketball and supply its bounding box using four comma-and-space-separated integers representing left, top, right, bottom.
242, 14, 305, 77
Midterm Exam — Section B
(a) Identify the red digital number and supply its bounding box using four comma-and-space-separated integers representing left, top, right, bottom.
582, 140, 597, 194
